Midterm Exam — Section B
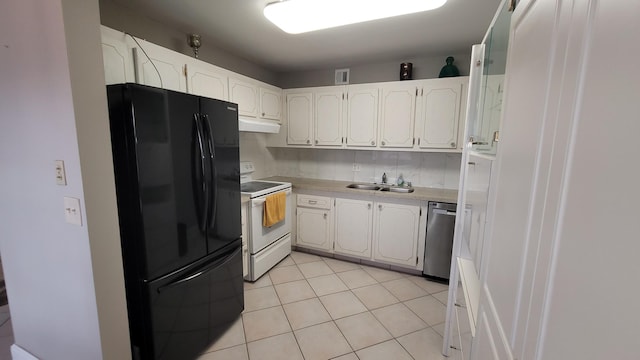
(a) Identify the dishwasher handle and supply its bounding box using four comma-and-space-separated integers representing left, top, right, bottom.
433, 209, 456, 216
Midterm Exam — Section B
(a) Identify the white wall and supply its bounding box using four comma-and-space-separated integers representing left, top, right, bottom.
239, 133, 278, 180
0, 0, 129, 359
278, 52, 471, 89
271, 148, 461, 189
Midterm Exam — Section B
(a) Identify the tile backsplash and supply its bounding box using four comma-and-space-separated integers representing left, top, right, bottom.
240, 134, 461, 189
270, 148, 461, 189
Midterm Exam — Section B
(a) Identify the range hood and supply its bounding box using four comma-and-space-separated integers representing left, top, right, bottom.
238, 117, 281, 134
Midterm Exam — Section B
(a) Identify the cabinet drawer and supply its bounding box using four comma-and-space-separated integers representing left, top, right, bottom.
297, 194, 331, 210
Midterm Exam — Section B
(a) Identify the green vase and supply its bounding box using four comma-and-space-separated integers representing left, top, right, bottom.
439, 56, 460, 78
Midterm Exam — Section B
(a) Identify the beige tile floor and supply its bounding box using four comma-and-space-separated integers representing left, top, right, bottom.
199, 251, 450, 360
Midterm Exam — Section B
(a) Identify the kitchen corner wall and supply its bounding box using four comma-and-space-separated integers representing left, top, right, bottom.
270, 148, 461, 189
239, 133, 278, 179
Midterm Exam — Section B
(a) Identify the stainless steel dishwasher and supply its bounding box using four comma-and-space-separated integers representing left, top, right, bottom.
423, 202, 456, 280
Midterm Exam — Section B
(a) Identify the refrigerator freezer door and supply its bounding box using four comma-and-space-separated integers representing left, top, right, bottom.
199, 99, 242, 254
145, 244, 244, 360
110, 85, 209, 281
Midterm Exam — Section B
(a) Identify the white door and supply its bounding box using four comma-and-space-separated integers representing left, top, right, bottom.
346, 85, 379, 147
286, 92, 313, 145
296, 207, 332, 251
259, 87, 282, 121
373, 202, 420, 267
315, 88, 344, 146
418, 78, 462, 149
334, 198, 373, 259
185, 60, 228, 100
229, 78, 259, 117
132, 39, 187, 93
379, 84, 417, 148
100, 26, 134, 85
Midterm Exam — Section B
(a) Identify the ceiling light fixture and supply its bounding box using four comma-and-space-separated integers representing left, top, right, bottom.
264, 0, 447, 34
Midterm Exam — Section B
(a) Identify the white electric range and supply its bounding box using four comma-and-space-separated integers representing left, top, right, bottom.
240, 162, 292, 281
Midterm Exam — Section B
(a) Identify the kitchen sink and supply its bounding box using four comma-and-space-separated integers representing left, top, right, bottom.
379, 187, 415, 193
347, 183, 415, 193
347, 183, 381, 190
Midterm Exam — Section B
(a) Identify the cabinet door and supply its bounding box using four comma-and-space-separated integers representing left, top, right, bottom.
379, 84, 418, 148
229, 78, 259, 117
296, 207, 332, 251
334, 198, 373, 259
286, 92, 313, 145
101, 26, 134, 85
373, 202, 420, 267
346, 86, 379, 147
418, 78, 462, 149
315, 89, 344, 146
185, 60, 228, 100
132, 39, 187, 93
260, 87, 282, 121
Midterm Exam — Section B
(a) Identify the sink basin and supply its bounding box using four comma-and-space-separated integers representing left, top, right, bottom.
380, 187, 415, 193
347, 184, 381, 190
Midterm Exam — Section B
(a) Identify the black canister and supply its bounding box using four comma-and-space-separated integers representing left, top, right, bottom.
400, 62, 413, 80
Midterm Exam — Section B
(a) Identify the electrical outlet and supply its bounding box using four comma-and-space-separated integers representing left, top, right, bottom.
64, 197, 82, 226
352, 163, 361, 171
55, 160, 67, 185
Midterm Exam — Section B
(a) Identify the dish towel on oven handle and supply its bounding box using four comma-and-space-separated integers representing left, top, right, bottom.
263, 191, 286, 227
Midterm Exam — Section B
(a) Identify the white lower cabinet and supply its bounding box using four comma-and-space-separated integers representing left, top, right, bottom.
372, 202, 420, 267
334, 198, 374, 259
296, 195, 333, 251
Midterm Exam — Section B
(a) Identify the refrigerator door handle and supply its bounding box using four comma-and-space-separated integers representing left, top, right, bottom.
202, 114, 218, 229
193, 114, 209, 232
157, 246, 241, 293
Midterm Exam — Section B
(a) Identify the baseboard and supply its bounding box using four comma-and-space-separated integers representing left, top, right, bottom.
11, 344, 39, 360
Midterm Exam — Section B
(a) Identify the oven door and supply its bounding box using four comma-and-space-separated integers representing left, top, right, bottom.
248, 189, 292, 254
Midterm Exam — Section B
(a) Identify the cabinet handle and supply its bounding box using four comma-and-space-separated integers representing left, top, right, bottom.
418, 138, 421, 146
451, 142, 456, 147
371, 141, 375, 146
306, 139, 310, 144
367, 203, 371, 209
308, 200, 317, 205
378, 204, 382, 210
381, 141, 386, 146
323, 213, 327, 219
315, 140, 318, 144
262, 112, 265, 117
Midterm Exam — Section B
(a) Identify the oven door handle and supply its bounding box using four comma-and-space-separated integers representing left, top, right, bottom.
251, 189, 292, 207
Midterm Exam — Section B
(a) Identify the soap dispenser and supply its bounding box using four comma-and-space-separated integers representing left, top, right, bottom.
397, 173, 405, 186
382, 172, 387, 184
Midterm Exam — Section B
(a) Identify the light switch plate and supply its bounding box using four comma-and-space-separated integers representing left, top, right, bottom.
64, 197, 82, 226
55, 160, 67, 185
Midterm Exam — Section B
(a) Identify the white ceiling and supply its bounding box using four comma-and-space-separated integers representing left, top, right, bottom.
112, 0, 503, 72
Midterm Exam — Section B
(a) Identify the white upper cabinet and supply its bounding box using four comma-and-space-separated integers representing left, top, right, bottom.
132, 39, 187, 93
373, 202, 421, 267
315, 87, 344, 146
286, 92, 313, 145
260, 87, 282, 121
334, 198, 373, 259
229, 77, 259, 117
417, 78, 464, 149
379, 83, 418, 148
185, 59, 228, 100
346, 85, 379, 147
100, 27, 134, 85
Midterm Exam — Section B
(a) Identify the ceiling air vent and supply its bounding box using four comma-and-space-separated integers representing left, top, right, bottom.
335, 68, 350, 85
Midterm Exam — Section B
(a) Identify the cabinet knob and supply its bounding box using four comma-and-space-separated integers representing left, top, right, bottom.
367, 203, 371, 209
371, 141, 375, 146
315, 140, 318, 144
378, 204, 382, 210
451, 142, 456, 148
306, 139, 310, 144
262, 112, 265, 117
381, 141, 386, 146
323, 213, 327, 219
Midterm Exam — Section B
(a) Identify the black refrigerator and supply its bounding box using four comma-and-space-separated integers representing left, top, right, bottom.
106, 83, 244, 360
